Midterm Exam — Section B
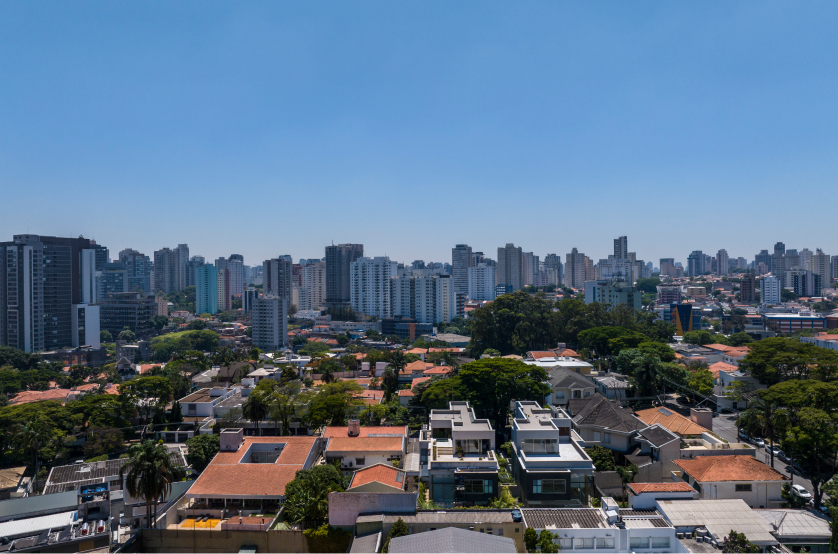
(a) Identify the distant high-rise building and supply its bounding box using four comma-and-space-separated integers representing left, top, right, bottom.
186, 256, 205, 288
217, 264, 231, 312
584, 280, 642, 311
411, 260, 426, 270
468, 264, 497, 301
544, 254, 563, 283
119, 248, 152, 293
716, 249, 729, 276
195, 264, 218, 315
564, 248, 593, 289
243, 287, 260, 314
99, 292, 154, 338
614, 236, 628, 259
451, 244, 474, 298
812, 249, 831, 291
497, 243, 524, 292
687, 251, 704, 277
89, 242, 109, 270
350, 257, 398, 319
264, 258, 293, 305
299, 261, 326, 311
325, 243, 364, 308
96, 262, 129, 300
761, 276, 781, 304
251, 295, 287, 351
175, 244, 189, 291
656, 284, 682, 305
522, 252, 538, 287
774, 242, 786, 257
659, 258, 676, 277
832, 256, 838, 281
799, 248, 814, 271
153, 248, 176, 293
227, 254, 244, 297
740, 271, 756, 304
391, 274, 455, 324
786, 269, 820, 298
754, 250, 771, 269
1, 235, 100, 352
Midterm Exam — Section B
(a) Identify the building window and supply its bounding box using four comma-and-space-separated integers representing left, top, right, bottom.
558, 538, 573, 549
593, 431, 601, 442
576, 537, 594, 549
630, 537, 649, 549
555, 391, 565, 399
497, 529, 503, 536
651, 537, 670, 548
355, 458, 365, 466
735, 484, 752, 492
521, 438, 559, 454
596, 537, 614, 549
537, 479, 566, 494
603, 433, 611, 444
463, 479, 486, 493
533, 480, 541, 494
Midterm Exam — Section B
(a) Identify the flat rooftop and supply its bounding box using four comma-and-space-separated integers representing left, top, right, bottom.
513, 402, 570, 431
655, 499, 777, 545
216, 392, 247, 410
430, 402, 493, 432
45, 452, 186, 494
179, 389, 216, 403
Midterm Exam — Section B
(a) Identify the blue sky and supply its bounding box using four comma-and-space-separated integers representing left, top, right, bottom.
2, 2, 837, 267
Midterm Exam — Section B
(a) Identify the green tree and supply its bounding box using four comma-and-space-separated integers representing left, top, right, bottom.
381, 368, 399, 402
586, 445, 616, 471
538, 529, 559, 553
688, 367, 715, 397
149, 315, 169, 332
634, 277, 662, 294
100, 329, 113, 343
306, 381, 364, 427
382, 517, 409, 553
682, 330, 714, 345
721, 530, 760, 553
185, 433, 220, 472
726, 332, 753, 347
14, 416, 53, 483
118, 327, 137, 342
119, 376, 173, 429
637, 341, 675, 362
242, 391, 268, 436
524, 528, 538, 552
299, 342, 331, 356
283, 464, 346, 526
83, 427, 125, 458
457, 358, 551, 431
120, 440, 185, 528
739, 337, 838, 385
0, 346, 41, 371
187, 319, 207, 330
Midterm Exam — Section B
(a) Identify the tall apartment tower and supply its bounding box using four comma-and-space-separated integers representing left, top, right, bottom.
325, 244, 364, 308
195, 264, 218, 315
761, 276, 781, 305
812, 249, 831, 290
251, 295, 287, 351
544, 254, 563, 284
119, 249, 152, 293
451, 244, 474, 298
391, 274, 456, 324
614, 236, 628, 259
186, 256, 205, 288
263, 258, 293, 305
175, 244, 189, 291
659, 258, 676, 277
497, 243, 523, 292
299, 261, 326, 312
153, 248, 176, 293
228, 254, 244, 297
563, 248, 592, 289
740, 271, 756, 303
716, 249, 730, 276
774, 242, 786, 257
522, 252, 538, 287
468, 264, 497, 301
687, 251, 704, 277
0, 235, 100, 352
349, 257, 398, 319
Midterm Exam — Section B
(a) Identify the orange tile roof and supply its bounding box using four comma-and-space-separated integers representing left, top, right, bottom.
353, 352, 367, 360
406, 348, 428, 354
398, 389, 415, 397
428, 348, 460, 353
10, 389, 73, 405
72, 383, 100, 392
704, 344, 749, 354
674, 456, 785, 482
554, 348, 580, 357
326, 436, 405, 453
628, 482, 696, 494
405, 360, 432, 373
423, 366, 452, 376
136, 364, 156, 374
348, 463, 406, 490
634, 407, 710, 436
528, 351, 558, 359
708, 361, 738, 377
323, 426, 408, 438
188, 436, 319, 498
410, 377, 431, 389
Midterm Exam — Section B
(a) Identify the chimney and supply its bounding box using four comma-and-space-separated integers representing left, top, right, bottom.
348, 419, 361, 437
690, 408, 713, 431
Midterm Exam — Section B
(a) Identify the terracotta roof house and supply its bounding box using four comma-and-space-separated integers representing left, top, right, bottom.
347, 463, 407, 493
627, 481, 697, 509
673, 455, 785, 509
186, 429, 320, 507
423, 366, 452, 376
10, 389, 76, 405
324, 424, 408, 471
708, 361, 738, 378
634, 407, 710, 437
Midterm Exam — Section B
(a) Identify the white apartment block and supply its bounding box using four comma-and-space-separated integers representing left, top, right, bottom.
391, 274, 456, 324
350, 257, 398, 319
298, 261, 326, 312
716, 249, 729, 276
251, 295, 287, 351
564, 248, 593, 289
761, 276, 781, 304
596, 256, 634, 282
813, 249, 831, 289
468, 264, 497, 301
226, 257, 244, 297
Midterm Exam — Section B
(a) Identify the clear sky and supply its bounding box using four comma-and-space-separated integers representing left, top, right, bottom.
2, 2, 837, 268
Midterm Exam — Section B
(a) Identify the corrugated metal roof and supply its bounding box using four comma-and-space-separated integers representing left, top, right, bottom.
0, 510, 77, 538
521, 508, 608, 529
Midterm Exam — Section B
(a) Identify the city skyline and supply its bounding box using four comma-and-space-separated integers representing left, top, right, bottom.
2, 2, 838, 262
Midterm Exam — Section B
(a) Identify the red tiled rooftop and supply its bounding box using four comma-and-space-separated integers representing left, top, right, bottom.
674, 456, 785, 482
423, 366, 452, 376
628, 482, 696, 494
708, 361, 738, 376
10, 389, 73, 405
398, 389, 415, 397
323, 426, 408, 438
410, 376, 431, 389
326, 436, 405, 453
348, 463, 406, 491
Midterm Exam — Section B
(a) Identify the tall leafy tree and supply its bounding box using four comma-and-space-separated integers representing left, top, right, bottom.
283, 464, 346, 526
119, 376, 173, 430
243, 391, 269, 436
14, 416, 53, 482
120, 440, 184, 528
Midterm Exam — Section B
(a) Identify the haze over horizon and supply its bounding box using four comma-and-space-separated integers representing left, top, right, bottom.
2, 2, 837, 265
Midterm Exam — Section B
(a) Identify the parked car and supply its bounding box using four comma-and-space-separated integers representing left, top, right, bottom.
778, 451, 790, 462
770, 446, 781, 456
792, 484, 812, 500
739, 429, 749, 441
753, 438, 765, 448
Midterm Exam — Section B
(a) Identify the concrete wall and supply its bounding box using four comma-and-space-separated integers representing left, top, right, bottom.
328, 491, 417, 527
140, 529, 307, 553
693, 480, 783, 509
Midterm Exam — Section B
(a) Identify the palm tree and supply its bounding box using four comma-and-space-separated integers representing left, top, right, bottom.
120, 440, 184, 528
243, 392, 268, 436
14, 417, 52, 488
